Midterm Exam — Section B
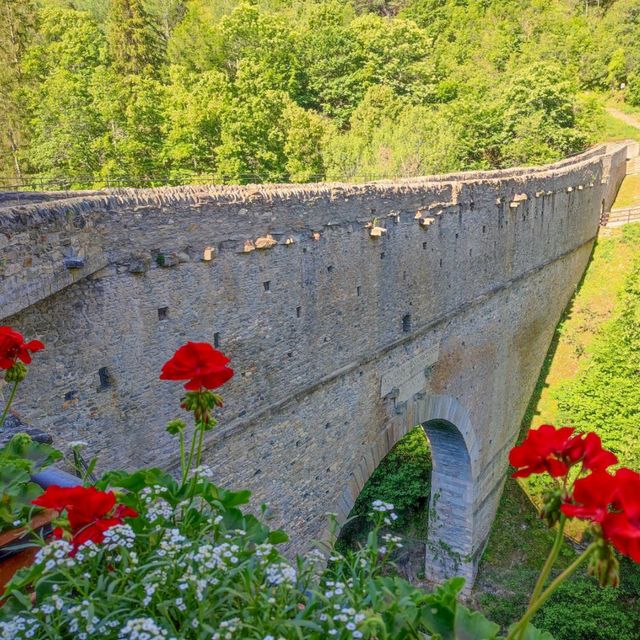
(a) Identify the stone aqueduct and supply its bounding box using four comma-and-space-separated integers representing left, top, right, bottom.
1, 141, 637, 586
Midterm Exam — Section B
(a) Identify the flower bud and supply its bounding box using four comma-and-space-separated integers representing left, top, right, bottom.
5, 362, 27, 383
212, 393, 224, 408
589, 539, 620, 588
166, 419, 187, 435
541, 488, 563, 528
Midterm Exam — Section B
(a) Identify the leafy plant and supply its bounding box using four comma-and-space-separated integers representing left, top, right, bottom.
0, 433, 61, 531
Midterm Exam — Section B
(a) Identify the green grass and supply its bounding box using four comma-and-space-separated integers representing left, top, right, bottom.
612, 174, 640, 209
599, 111, 640, 143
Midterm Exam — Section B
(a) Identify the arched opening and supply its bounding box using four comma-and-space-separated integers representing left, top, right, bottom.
336, 416, 474, 584
336, 426, 432, 580
331, 394, 479, 589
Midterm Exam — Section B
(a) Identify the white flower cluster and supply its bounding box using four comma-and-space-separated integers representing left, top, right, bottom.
74, 540, 100, 563
141, 569, 168, 606
304, 548, 326, 566
189, 542, 239, 571
0, 615, 41, 639
140, 485, 169, 503
265, 562, 297, 587
255, 542, 274, 565
66, 599, 100, 638
37, 593, 65, 615
371, 500, 394, 512
328, 607, 366, 638
146, 498, 174, 523
382, 533, 403, 548
371, 500, 399, 525
119, 617, 175, 640
188, 464, 214, 479
212, 617, 241, 640
157, 528, 188, 558
324, 579, 346, 598
177, 563, 216, 603
103, 524, 136, 550
34, 539, 75, 573
68, 440, 88, 449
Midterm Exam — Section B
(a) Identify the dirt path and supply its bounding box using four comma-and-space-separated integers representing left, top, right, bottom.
606, 106, 640, 130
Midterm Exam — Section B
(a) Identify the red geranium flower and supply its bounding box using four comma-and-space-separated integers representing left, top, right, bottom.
560, 470, 618, 523
33, 485, 138, 550
602, 469, 640, 564
32, 485, 87, 511
0, 326, 44, 370
160, 341, 234, 391
562, 432, 618, 472
509, 424, 575, 478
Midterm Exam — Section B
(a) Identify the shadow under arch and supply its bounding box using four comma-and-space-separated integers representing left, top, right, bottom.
331, 394, 481, 590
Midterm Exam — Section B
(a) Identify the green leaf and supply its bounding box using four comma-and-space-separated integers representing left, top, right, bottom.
454, 605, 500, 639
267, 529, 289, 544
516, 623, 556, 640
0, 434, 62, 472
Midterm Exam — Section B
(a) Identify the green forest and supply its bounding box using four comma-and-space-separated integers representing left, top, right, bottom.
1, 0, 640, 187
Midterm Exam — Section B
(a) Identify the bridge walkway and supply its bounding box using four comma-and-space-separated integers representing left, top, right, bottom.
606, 107, 640, 226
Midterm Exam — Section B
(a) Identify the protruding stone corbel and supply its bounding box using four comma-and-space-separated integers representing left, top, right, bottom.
243, 240, 256, 253
311, 231, 321, 241
255, 234, 277, 250
369, 226, 387, 237
203, 246, 215, 261
284, 237, 295, 246
420, 217, 436, 227
510, 193, 528, 207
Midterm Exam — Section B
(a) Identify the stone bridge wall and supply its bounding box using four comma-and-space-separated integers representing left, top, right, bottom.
0, 142, 636, 586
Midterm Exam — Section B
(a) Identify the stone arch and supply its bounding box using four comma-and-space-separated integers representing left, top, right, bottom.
331, 393, 480, 589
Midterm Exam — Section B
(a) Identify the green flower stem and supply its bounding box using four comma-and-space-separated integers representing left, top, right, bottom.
194, 422, 205, 469
0, 379, 20, 430
179, 430, 186, 479
183, 425, 199, 484
529, 514, 567, 606
507, 543, 597, 640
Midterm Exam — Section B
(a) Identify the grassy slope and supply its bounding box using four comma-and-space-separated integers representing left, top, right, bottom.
600, 111, 640, 144
472, 224, 640, 632
613, 174, 640, 209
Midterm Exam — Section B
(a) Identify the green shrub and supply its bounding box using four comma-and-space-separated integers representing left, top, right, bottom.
555, 253, 640, 469
533, 577, 640, 640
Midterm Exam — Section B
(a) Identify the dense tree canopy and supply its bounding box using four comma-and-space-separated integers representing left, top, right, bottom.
2, 0, 639, 185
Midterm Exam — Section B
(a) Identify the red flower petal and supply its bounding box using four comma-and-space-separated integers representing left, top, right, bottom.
160, 341, 234, 390
509, 425, 575, 479
32, 485, 85, 510
0, 327, 44, 369
561, 471, 618, 524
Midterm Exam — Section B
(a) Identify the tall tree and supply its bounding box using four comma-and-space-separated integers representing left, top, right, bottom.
107, 0, 165, 76
0, 0, 36, 178
21, 8, 106, 179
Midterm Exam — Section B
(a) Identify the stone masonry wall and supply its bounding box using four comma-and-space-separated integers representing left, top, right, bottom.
0, 142, 636, 586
